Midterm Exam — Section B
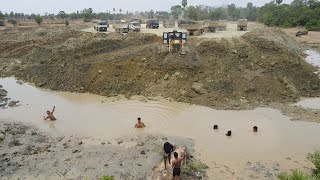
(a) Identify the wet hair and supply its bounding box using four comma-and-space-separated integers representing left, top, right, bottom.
174, 152, 178, 158
46, 111, 50, 114
226, 130, 232, 136
253, 126, 258, 132
138, 117, 141, 121
213, 125, 218, 130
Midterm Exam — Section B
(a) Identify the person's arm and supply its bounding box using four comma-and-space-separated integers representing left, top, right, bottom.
51, 106, 55, 114
142, 123, 146, 127
43, 116, 48, 120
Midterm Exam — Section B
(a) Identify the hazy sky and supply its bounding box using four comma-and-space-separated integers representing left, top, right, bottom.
1, 0, 293, 14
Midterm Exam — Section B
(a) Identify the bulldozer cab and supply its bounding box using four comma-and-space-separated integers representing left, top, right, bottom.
163, 31, 187, 53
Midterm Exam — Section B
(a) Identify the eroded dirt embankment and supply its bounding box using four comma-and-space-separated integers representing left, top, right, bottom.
0, 121, 207, 179
0, 27, 320, 109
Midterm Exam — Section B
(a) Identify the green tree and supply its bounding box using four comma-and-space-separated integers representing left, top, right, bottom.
69, 12, 77, 20
113, 8, 116, 14
171, 5, 183, 19
0, 11, 4, 20
186, 6, 198, 20
119, 8, 122, 14
147, 10, 155, 19
81, 8, 93, 22
182, 0, 188, 8
35, 16, 43, 26
58, 11, 66, 19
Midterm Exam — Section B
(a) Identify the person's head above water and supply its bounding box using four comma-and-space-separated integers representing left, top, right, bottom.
137, 117, 141, 122
174, 152, 178, 158
213, 125, 218, 130
46, 110, 50, 114
253, 126, 258, 132
226, 130, 232, 136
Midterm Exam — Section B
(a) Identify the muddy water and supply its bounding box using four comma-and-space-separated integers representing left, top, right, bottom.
1, 77, 320, 178
306, 49, 320, 67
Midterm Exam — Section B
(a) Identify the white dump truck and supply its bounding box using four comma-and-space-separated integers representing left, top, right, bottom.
114, 22, 141, 33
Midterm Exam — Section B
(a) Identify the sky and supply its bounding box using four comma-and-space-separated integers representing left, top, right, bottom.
0, 0, 294, 14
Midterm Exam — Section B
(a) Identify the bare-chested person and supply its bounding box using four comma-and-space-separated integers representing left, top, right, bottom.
172, 151, 185, 180
43, 106, 56, 121
135, 117, 145, 128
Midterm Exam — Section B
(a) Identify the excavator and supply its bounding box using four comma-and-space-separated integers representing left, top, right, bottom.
163, 30, 188, 55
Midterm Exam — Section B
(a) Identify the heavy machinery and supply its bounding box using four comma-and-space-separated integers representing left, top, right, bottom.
185, 21, 204, 36
237, 19, 248, 31
204, 21, 218, 33
114, 21, 141, 33
217, 20, 227, 31
163, 30, 188, 54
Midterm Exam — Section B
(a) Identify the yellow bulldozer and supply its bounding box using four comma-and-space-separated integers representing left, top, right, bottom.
163, 30, 188, 54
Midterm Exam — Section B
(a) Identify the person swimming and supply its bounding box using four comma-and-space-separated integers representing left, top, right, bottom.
44, 106, 56, 121
135, 117, 146, 128
213, 125, 218, 130
226, 130, 232, 136
253, 126, 258, 132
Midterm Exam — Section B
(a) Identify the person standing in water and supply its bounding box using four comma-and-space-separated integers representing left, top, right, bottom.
163, 142, 175, 169
135, 117, 146, 128
172, 152, 185, 180
44, 106, 56, 121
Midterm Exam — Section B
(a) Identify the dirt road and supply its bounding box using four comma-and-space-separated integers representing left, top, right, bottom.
282, 28, 320, 49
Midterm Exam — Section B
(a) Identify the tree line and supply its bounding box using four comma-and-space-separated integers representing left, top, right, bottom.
0, 0, 319, 30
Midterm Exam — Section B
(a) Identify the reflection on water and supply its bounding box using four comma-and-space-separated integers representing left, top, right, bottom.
296, 98, 320, 110
306, 49, 320, 68
1, 77, 320, 175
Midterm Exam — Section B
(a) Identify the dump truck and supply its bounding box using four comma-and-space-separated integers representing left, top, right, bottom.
185, 21, 204, 36
163, 19, 176, 28
163, 30, 188, 54
217, 20, 227, 31
237, 19, 248, 31
114, 22, 141, 33
204, 21, 218, 33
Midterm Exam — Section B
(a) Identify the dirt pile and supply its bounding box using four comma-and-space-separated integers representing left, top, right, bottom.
0, 121, 204, 179
0, 27, 319, 109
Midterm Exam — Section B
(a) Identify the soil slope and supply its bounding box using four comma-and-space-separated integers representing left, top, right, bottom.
0, 27, 319, 109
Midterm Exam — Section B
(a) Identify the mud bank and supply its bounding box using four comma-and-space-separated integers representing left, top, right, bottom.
0, 121, 207, 179
1, 27, 320, 110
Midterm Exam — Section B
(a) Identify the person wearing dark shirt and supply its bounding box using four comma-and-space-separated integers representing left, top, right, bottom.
163, 142, 174, 169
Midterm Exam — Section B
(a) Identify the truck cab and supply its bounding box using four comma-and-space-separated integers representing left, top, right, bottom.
94, 21, 108, 32
146, 19, 159, 29
128, 22, 141, 32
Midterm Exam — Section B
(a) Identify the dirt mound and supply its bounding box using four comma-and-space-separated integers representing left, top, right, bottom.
0, 121, 202, 179
243, 27, 303, 55
1, 27, 320, 109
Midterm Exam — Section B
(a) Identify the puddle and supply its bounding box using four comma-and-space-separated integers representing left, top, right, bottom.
296, 98, 320, 110
306, 49, 320, 68
1, 77, 320, 177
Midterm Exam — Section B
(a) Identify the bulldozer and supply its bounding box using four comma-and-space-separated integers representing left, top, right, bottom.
163, 30, 188, 54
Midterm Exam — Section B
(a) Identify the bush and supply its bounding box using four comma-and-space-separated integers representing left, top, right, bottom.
65, 20, 69, 26
306, 19, 320, 31
278, 169, 320, 180
282, 21, 293, 28
8, 19, 17, 26
99, 175, 114, 180
308, 151, 320, 175
35, 16, 43, 26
